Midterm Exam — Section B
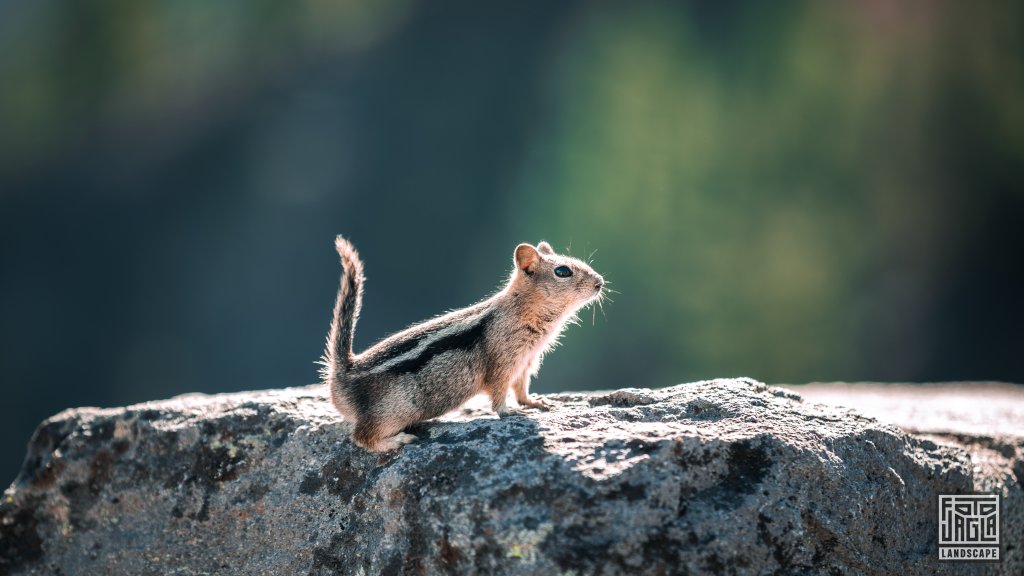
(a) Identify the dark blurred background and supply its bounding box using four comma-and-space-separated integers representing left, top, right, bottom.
2, 0, 1022, 483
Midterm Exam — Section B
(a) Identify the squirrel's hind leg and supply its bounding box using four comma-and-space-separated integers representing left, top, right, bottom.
352, 417, 417, 452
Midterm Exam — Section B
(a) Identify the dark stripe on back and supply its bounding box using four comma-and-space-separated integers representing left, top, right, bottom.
366, 333, 424, 364
389, 313, 491, 375
360, 325, 443, 366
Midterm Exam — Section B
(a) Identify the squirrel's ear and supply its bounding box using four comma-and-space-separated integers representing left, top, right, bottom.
514, 243, 540, 274
537, 241, 554, 255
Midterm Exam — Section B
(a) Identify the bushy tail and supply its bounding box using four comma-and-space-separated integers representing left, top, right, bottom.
320, 236, 364, 383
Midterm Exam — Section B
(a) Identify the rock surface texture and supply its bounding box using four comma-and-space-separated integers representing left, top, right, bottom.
2, 378, 1021, 575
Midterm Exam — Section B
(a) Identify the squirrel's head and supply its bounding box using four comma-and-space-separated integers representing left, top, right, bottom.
511, 241, 604, 313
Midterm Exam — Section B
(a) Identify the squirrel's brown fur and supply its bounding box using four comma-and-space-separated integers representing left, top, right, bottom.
321, 236, 605, 452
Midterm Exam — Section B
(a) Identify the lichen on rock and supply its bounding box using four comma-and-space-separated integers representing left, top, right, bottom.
1, 379, 1020, 575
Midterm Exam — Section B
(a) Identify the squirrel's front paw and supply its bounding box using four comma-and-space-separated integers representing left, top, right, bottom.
520, 397, 552, 411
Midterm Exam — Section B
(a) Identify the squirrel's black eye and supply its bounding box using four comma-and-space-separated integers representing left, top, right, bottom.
554, 265, 573, 278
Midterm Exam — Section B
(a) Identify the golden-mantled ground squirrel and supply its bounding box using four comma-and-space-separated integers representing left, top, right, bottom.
321, 236, 605, 452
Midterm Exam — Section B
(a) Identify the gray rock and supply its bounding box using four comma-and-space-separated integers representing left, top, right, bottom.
2, 378, 1021, 575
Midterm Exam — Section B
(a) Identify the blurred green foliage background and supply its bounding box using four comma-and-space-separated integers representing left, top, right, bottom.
2, 1, 1022, 482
